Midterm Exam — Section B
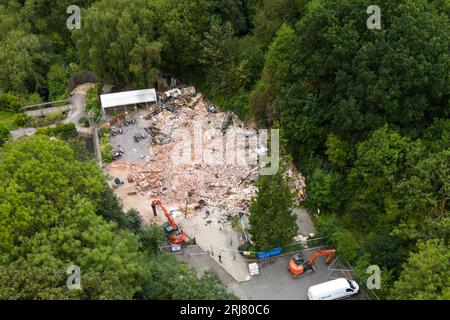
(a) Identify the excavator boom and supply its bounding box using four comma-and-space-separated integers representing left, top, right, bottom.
151, 199, 187, 244
151, 199, 178, 231
289, 249, 336, 277
306, 249, 336, 266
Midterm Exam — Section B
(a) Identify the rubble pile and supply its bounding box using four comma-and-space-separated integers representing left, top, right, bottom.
106, 86, 306, 217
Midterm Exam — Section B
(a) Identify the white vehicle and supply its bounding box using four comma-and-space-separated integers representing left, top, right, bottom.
307, 278, 359, 300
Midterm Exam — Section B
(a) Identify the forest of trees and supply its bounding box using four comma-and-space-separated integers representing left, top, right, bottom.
0, 0, 448, 299
0, 135, 235, 299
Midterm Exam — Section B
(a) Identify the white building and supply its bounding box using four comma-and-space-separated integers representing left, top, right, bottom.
100, 88, 158, 117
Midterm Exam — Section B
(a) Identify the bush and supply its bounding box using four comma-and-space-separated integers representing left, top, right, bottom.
363, 231, 408, 275
0, 93, 21, 112
238, 242, 257, 258
35, 123, 76, 137
47, 64, 69, 101
80, 116, 90, 128
0, 125, 9, 146
101, 143, 113, 163
13, 113, 31, 127
101, 132, 113, 163
139, 223, 165, 254
316, 214, 360, 263
86, 84, 101, 119
305, 168, 344, 214
33, 111, 64, 127
126, 209, 143, 231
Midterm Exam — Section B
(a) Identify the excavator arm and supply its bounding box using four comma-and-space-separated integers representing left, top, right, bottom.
151, 199, 187, 244
151, 199, 178, 231
306, 249, 336, 266
289, 249, 336, 277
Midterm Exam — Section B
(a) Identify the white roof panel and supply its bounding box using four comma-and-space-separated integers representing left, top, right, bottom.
100, 89, 157, 109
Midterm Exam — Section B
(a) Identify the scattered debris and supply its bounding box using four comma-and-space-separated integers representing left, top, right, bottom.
106, 86, 307, 221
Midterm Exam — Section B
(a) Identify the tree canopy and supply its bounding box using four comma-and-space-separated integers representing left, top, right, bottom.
0, 135, 235, 299
249, 164, 298, 250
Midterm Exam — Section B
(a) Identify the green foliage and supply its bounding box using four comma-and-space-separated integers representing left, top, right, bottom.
126, 209, 143, 231
35, 123, 76, 138
363, 231, 408, 274
353, 253, 394, 299
249, 164, 298, 250
305, 168, 343, 214
253, 0, 306, 46
0, 265, 68, 300
100, 132, 113, 164
316, 214, 360, 263
19, 0, 95, 52
136, 254, 236, 300
325, 134, 353, 169
0, 92, 21, 112
0, 30, 53, 93
138, 223, 165, 254
47, 63, 69, 100
251, 24, 299, 124
390, 240, 450, 300
347, 126, 415, 229
32, 111, 65, 127
0, 125, 9, 146
0, 136, 232, 299
0, 111, 19, 131
13, 113, 31, 127
0, 135, 142, 298
86, 84, 101, 118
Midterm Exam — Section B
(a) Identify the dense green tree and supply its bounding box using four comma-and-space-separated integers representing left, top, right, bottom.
138, 223, 165, 254
276, 83, 323, 161
249, 164, 298, 250
261, 0, 449, 159
315, 214, 360, 262
47, 63, 70, 100
390, 240, 450, 300
325, 134, 353, 170
363, 231, 408, 274
19, 0, 96, 52
137, 254, 236, 300
0, 30, 54, 93
251, 24, 299, 124
0, 136, 143, 298
0, 135, 234, 300
346, 126, 416, 228
73, 0, 159, 86
253, 0, 307, 46
305, 168, 343, 214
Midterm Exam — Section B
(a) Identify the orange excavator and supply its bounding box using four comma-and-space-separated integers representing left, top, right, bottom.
151, 199, 187, 244
289, 249, 336, 277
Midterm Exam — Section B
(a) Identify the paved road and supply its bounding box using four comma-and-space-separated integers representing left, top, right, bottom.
64, 83, 95, 129
177, 245, 364, 300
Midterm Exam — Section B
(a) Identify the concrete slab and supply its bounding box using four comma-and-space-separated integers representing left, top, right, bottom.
182, 206, 252, 283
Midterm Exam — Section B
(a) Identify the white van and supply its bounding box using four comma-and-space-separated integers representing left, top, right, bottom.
307, 278, 359, 300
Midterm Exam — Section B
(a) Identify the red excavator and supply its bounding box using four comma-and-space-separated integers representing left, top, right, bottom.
289, 249, 336, 277
151, 199, 187, 244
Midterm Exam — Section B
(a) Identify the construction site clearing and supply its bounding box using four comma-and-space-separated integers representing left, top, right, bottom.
104, 86, 309, 282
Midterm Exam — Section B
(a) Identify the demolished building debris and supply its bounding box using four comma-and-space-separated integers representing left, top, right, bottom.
106, 86, 306, 220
